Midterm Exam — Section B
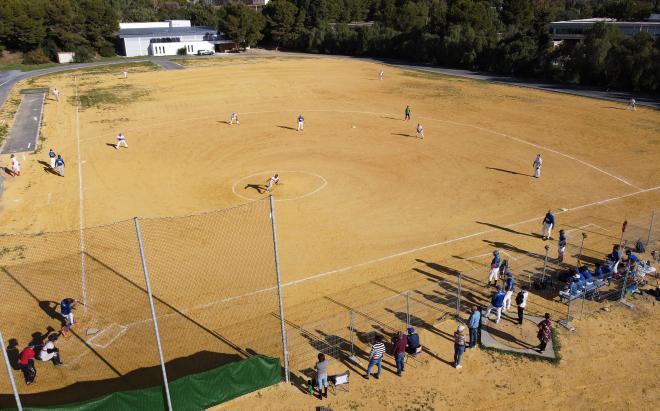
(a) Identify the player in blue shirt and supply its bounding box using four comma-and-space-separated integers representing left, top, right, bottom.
60, 298, 80, 335
541, 209, 555, 240
48, 149, 57, 169
487, 250, 501, 288
484, 286, 506, 324
297, 114, 304, 131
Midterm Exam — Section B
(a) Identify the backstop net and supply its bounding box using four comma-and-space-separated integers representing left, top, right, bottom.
0, 198, 280, 409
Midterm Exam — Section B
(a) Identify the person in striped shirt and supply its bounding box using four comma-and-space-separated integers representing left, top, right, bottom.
365, 334, 386, 380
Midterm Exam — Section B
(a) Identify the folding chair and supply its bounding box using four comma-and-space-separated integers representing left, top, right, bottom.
405, 345, 423, 368
330, 370, 350, 395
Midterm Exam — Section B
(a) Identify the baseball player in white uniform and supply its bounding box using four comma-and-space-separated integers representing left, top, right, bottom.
487, 250, 501, 287
10, 154, 20, 177
379, 69, 384, 80
533, 154, 542, 178
266, 174, 279, 192
416, 124, 424, 139
230, 112, 240, 125
115, 133, 128, 149
123, 71, 128, 79
51, 88, 60, 102
627, 98, 636, 111
297, 114, 304, 131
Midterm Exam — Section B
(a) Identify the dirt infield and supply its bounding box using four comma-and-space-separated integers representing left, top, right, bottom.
0, 57, 658, 409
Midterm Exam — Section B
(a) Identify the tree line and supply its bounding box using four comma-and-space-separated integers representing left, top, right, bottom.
1, 0, 659, 93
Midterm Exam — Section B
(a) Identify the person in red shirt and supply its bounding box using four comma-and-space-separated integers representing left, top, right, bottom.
18, 345, 37, 385
392, 331, 408, 376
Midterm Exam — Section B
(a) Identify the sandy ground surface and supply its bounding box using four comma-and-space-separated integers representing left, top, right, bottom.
0, 57, 658, 409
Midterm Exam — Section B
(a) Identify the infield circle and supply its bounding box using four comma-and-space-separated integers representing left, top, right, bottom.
232, 170, 327, 202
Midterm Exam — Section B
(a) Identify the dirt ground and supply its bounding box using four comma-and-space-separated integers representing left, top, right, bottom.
0, 56, 658, 409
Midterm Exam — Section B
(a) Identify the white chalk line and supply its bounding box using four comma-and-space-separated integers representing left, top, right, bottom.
231, 170, 328, 202
118, 185, 660, 331
86, 323, 128, 349
421, 116, 642, 190
74, 109, 641, 191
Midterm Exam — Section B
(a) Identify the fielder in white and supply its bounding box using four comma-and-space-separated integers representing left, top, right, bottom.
533, 154, 542, 178
379, 69, 384, 80
297, 114, 304, 131
51, 88, 60, 102
266, 174, 280, 192
230, 112, 240, 125
115, 132, 128, 149
123, 71, 128, 79
627, 98, 636, 111
9, 154, 20, 177
541, 209, 555, 240
416, 123, 424, 139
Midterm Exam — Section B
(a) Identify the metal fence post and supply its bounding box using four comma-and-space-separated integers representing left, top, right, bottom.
455, 274, 462, 319
579, 291, 586, 320
647, 211, 655, 246
269, 195, 290, 383
577, 232, 587, 266
0, 330, 22, 411
541, 244, 550, 283
347, 310, 360, 365
134, 217, 172, 411
405, 292, 411, 328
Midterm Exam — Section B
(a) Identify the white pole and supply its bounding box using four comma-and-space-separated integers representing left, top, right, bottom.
134, 217, 173, 411
269, 196, 290, 383
74, 74, 88, 312
0, 330, 22, 411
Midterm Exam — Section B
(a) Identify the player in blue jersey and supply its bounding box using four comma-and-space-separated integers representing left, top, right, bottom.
541, 209, 555, 240
487, 250, 501, 288
59, 298, 81, 335
297, 114, 304, 131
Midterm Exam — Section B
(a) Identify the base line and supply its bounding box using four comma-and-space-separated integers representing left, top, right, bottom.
120, 185, 659, 330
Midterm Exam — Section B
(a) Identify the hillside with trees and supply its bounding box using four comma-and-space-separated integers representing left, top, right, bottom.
0, 0, 658, 93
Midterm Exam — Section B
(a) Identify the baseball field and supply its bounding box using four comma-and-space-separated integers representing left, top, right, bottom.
0, 55, 659, 409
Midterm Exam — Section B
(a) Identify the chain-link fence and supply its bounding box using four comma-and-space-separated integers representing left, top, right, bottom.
0, 198, 285, 409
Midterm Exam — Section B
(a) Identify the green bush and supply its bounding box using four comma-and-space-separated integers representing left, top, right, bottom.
0, 44, 5, 57
22, 48, 52, 64
177, 47, 187, 55
73, 46, 94, 63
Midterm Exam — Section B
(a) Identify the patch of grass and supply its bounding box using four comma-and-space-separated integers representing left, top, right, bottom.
72, 83, 151, 110
0, 62, 59, 72
0, 122, 8, 145
74, 61, 159, 75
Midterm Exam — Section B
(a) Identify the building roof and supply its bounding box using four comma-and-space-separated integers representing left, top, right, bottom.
118, 25, 218, 38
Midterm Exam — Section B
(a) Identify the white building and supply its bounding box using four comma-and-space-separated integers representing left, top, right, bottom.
118, 20, 234, 57
549, 18, 660, 41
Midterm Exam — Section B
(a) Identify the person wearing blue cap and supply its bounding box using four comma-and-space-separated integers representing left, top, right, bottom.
405, 327, 420, 355
502, 272, 515, 312
487, 250, 501, 288
484, 286, 506, 323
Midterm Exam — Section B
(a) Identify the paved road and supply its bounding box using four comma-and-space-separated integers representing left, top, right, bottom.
1, 92, 45, 154
154, 60, 185, 70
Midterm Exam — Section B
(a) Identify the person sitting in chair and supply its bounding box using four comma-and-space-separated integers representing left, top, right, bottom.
405, 327, 420, 354
579, 266, 594, 284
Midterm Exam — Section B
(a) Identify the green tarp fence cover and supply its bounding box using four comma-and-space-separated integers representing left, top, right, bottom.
10, 355, 280, 411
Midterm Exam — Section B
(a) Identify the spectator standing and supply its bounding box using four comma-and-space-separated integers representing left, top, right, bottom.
18, 345, 37, 385
516, 286, 529, 325
467, 306, 481, 349
365, 334, 386, 380
484, 286, 506, 324
392, 331, 408, 376
314, 353, 328, 399
453, 325, 466, 369
537, 313, 553, 352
